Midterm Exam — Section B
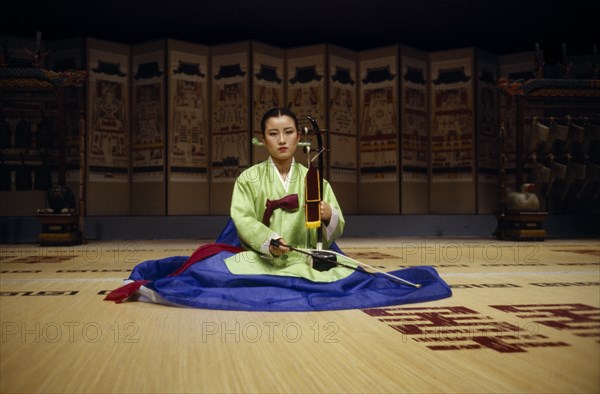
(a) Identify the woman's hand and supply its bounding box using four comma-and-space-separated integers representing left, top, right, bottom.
269, 238, 290, 257
320, 201, 332, 224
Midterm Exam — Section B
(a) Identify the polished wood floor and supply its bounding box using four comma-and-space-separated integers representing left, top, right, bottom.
1, 238, 599, 393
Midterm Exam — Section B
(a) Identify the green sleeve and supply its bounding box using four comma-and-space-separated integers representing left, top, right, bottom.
230, 164, 279, 254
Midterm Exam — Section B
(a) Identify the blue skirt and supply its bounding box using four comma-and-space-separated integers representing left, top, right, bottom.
105, 219, 452, 311
126, 252, 451, 311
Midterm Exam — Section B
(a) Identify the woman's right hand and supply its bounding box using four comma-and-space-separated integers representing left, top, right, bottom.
269, 238, 290, 257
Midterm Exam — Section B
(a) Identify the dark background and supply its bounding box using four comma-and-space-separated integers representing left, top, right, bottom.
2, 0, 597, 61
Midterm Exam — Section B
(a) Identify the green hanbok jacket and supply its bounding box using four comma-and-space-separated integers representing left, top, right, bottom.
228, 158, 353, 282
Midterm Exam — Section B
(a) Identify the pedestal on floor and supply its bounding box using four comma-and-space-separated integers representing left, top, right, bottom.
37, 213, 82, 246
495, 212, 547, 241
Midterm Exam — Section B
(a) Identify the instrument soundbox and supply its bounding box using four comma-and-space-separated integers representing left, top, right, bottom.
304, 165, 321, 229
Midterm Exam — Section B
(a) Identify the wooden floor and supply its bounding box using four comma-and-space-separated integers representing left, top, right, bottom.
1, 237, 599, 393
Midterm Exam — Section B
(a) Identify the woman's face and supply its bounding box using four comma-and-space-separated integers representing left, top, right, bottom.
262, 115, 300, 165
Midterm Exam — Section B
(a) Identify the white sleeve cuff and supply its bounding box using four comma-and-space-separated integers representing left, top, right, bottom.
323, 207, 339, 241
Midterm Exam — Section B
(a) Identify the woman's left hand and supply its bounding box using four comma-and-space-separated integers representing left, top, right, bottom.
320, 201, 332, 224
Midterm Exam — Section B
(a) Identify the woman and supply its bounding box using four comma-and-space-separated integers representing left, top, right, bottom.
226, 108, 350, 282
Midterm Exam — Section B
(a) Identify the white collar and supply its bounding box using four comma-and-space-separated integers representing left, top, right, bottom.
268, 156, 295, 193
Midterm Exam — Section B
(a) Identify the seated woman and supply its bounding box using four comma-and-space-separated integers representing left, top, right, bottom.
105, 108, 451, 311
225, 107, 350, 282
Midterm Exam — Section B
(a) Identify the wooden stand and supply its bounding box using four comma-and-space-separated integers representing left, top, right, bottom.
495, 211, 547, 241
37, 213, 82, 246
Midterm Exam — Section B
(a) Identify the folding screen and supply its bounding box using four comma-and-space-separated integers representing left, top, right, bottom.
251, 41, 285, 165
399, 46, 429, 213
358, 46, 400, 214
86, 38, 130, 215
475, 49, 500, 213
166, 39, 210, 215
210, 42, 251, 215
328, 44, 358, 214
286, 44, 328, 166
131, 40, 166, 215
429, 48, 476, 214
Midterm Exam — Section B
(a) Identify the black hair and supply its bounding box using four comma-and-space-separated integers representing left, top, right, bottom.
260, 108, 299, 135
